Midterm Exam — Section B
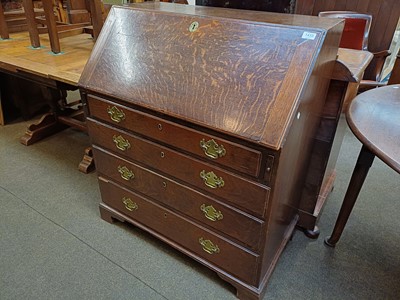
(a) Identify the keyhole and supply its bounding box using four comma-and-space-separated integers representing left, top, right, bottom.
189, 21, 199, 32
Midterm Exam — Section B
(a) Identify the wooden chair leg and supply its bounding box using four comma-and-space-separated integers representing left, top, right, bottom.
42, 0, 61, 53
23, 0, 41, 47
0, 4, 10, 39
89, 0, 103, 41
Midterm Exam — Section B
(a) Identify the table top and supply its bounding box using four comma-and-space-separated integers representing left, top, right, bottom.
347, 84, 400, 173
0, 31, 93, 86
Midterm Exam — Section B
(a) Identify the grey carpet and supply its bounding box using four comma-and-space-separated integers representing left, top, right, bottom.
1, 117, 399, 299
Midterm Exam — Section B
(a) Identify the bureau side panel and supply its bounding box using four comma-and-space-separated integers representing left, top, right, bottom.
259, 23, 343, 284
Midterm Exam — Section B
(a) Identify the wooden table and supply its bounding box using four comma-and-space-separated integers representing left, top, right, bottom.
0, 31, 95, 172
325, 84, 400, 247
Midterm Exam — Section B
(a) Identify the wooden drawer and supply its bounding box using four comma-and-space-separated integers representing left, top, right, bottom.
98, 177, 259, 286
93, 146, 264, 252
88, 118, 270, 218
87, 94, 262, 177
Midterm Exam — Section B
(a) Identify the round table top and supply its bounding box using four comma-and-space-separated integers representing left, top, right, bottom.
347, 84, 400, 173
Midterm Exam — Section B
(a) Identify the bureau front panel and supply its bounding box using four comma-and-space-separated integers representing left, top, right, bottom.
98, 177, 259, 286
88, 119, 270, 218
93, 146, 264, 251
87, 94, 262, 177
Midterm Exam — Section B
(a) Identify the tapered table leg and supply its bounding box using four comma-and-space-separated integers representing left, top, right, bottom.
324, 145, 375, 247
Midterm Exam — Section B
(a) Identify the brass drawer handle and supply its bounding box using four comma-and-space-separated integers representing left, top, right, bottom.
107, 106, 125, 123
200, 170, 224, 189
200, 139, 226, 159
199, 237, 220, 254
122, 197, 138, 211
200, 204, 223, 222
113, 135, 131, 151
118, 165, 135, 181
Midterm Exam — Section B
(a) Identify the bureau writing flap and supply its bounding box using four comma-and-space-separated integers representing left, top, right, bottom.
79, 3, 343, 150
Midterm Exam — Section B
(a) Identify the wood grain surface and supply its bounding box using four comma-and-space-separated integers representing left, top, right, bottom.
80, 3, 343, 149
0, 31, 93, 85
347, 84, 400, 173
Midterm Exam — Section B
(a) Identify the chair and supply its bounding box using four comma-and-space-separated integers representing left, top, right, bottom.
319, 11, 392, 92
387, 49, 400, 85
318, 11, 372, 51
0, 2, 47, 39
0, 3, 9, 39
23, 0, 104, 54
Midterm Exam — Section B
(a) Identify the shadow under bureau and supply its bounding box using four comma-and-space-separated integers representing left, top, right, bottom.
79, 3, 343, 299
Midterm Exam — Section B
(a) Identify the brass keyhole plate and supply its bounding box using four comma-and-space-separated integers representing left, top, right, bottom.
189, 21, 199, 32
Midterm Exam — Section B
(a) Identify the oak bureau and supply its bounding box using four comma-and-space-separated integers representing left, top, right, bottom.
79, 3, 343, 299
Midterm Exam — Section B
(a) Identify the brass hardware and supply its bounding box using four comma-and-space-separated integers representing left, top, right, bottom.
113, 135, 131, 151
107, 106, 125, 123
200, 204, 223, 222
189, 21, 199, 32
199, 237, 220, 254
160, 151, 165, 158
158, 123, 163, 131
162, 181, 167, 188
200, 139, 226, 159
122, 197, 138, 211
200, 170, 224, 189
118, 165, 135, 181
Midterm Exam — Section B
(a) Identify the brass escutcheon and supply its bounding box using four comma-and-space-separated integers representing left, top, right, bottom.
118, 165, 135, 181
200, 139, 226, 159
199, 237, 220, 254
200, 204, 223, 222
189, 21, 199, 32
107, 106, 125, 123
113, 135, 131, 151
200, 170, 224, 189
122, 197, 138, 211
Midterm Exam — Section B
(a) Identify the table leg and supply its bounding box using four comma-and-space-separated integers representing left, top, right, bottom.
324, 145, 375, 247
19, 86, 68, 145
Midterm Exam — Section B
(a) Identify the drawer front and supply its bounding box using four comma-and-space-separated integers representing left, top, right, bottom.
88, 119, 270, 218
93, 146, 264, 251
98, 177, 259, 286
87, 94, 262, 177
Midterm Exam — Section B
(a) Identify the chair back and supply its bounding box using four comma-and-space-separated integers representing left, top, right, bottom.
319, 11, 372, 51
